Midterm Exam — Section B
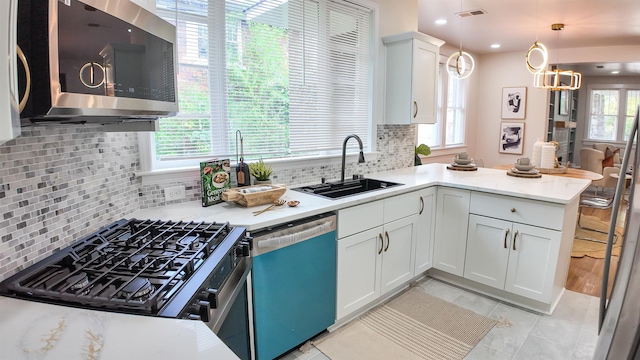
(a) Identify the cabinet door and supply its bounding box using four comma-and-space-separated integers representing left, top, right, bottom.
380, 215, 417, 295
433, 188, 470, 276
411, 40, 438, 124
464, 215, 511, 289
505, 224, 561, 303
414, 188, 437, 274
336, 227, 383, 320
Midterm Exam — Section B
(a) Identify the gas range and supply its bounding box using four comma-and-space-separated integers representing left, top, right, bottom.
0, 218, 252, 323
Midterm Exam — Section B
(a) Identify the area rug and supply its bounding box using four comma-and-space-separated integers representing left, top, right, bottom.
314, 288, 497, 360
572, 215, 623, 259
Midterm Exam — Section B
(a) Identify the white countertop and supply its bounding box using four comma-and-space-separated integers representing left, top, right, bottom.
130, 163, 592, 231
0, 163, 590, 359
0, 296, 239, 360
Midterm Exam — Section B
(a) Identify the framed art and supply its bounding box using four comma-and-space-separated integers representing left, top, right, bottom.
558, 90, 569, 115
501, 87, 527, 119
500, 122, 525, 154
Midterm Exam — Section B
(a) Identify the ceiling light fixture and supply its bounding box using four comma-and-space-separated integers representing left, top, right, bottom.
533, 24, 582, 91
491, 44, 501, 49
525, 0, 548, 74
446, 0, 475, 79
435, 19, 447, 25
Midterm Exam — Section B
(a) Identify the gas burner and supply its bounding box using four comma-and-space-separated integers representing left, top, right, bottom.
67, 273, 89, 291
121, 278, 154, 299
66, 272, 91, 295
177, 236, 199, 249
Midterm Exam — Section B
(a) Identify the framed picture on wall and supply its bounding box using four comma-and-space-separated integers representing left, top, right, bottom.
501, 87, 527, 119
499, 122, 525, 154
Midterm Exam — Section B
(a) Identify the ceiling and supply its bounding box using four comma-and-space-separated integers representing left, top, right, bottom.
418, 0, 640, 76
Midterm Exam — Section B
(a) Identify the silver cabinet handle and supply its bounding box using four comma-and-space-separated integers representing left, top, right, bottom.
413, 101, 418, 118
419, 196, 424, 215
384, 231, 390, 252
513, 230, 519, 250
378, 233, 383, 254
503, 228, 510, 249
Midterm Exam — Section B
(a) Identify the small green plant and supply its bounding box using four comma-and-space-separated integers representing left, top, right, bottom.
415, 144, 431, 166
248, 159, 273, 181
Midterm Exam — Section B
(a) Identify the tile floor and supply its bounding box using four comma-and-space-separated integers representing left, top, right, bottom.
280, 277, 599, 360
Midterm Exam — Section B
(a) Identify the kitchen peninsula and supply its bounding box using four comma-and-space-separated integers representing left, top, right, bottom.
131, 163, 590, 316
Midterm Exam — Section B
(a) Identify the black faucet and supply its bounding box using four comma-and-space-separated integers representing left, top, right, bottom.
341, 134, 365, 183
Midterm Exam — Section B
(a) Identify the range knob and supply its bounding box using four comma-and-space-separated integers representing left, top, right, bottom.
197, 300, 211, 322
235, 241, 251, 257
205, 288, 219, 308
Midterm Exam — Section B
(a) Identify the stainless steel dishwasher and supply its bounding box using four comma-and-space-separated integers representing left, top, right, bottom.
250, 212, 336, 360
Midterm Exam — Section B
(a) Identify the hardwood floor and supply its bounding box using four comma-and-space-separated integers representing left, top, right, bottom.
565, 201, 625, 298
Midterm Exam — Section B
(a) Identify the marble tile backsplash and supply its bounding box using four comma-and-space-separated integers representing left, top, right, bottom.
0, 126, 140, 281
0, 124, 415, 280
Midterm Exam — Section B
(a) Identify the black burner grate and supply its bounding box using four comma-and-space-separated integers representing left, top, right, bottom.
0, 219, 235, 315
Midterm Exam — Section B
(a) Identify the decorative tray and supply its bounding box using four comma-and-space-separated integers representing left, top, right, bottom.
221, 184, 287, 207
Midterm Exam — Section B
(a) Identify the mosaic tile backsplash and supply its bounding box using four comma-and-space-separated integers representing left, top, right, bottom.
1, 124, 414, 280
0, 126, 140, 281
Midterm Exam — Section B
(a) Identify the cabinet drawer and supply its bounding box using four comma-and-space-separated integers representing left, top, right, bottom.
338, 200, 384, 239
469, 192, 564, 230
384, 192, 420, 223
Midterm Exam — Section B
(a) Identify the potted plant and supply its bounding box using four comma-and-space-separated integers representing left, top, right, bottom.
249, 159, 273, 184
415, 144, 431, 166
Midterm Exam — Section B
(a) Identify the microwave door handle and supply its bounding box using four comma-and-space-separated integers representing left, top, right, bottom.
16, 45, 30, 112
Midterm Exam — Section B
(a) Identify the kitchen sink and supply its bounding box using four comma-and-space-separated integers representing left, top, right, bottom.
292, 178, 403, 200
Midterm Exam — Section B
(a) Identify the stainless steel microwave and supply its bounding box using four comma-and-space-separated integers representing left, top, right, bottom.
16, 0, 178, 130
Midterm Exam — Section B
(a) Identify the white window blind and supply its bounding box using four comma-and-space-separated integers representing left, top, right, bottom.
154, 0, 372, 169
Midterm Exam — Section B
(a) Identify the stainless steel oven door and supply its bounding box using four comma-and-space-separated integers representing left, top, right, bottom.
208, 256, 253, 360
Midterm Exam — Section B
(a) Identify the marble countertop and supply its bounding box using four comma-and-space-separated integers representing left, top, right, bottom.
0, 296, 240, 360
0, 163, 590, 359
130, 163, 592, 231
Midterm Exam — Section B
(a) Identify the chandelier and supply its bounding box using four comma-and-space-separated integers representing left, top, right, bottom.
533, 24, 582, 91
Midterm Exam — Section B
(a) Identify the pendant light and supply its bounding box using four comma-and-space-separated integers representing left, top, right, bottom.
446, 0, 474, 79
533, 24, 582, 91
525, 0, 548, 74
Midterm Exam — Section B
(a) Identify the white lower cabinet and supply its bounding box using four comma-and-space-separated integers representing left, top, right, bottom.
433, 187, 470, 276
336, 195, 418, 320
464, 215, 560, 302
414, 187, 437, 275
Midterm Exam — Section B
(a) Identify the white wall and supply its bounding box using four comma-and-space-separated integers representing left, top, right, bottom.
473, 51, 549, 167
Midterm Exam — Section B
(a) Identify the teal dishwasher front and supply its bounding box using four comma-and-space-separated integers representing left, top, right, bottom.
251, 213, 336, 360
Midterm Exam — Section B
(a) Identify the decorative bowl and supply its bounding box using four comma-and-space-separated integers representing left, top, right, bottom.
514, 163, 535, 172
287, 200, 300, 207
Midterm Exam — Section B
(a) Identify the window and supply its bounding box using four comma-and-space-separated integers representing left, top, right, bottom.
152, 0, 373, 170
588, 86, 640, 142
416, 60, 466, 150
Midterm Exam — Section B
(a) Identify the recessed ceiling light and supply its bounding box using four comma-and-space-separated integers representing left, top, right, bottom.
490, 44, 501, 49
611, 70, 620, 74
435, 19, 447, 25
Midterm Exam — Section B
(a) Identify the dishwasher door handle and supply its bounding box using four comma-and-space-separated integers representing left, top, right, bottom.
256, 220, 334, 250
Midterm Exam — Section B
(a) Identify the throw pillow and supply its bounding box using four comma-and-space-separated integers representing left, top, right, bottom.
605, 147, 621, 162
603, 155, 614, 168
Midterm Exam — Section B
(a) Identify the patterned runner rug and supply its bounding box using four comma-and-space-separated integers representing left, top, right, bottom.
314, 288, 497, 360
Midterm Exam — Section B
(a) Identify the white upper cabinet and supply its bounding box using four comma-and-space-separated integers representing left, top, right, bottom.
1, 0, 21, 146
130, 0, 156, 14
382, 32, 444, 124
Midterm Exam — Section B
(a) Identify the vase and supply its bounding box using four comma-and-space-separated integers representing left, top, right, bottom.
254, 179, 272, 185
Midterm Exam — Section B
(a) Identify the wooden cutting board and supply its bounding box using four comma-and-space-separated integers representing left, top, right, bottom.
221, 184, 287, 207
